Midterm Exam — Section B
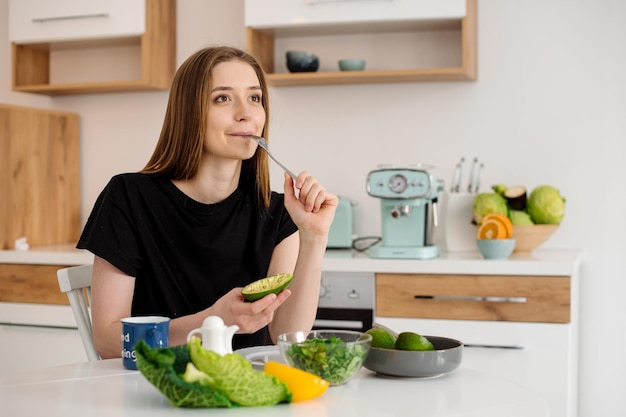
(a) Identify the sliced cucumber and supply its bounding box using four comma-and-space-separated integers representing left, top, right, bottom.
241, 273, 294, 302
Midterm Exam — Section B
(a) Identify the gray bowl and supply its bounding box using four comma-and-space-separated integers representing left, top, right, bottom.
363, 336, 463, 378
286, 51, 319, 73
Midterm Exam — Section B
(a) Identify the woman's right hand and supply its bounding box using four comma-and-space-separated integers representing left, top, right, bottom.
207, 287, 292, 334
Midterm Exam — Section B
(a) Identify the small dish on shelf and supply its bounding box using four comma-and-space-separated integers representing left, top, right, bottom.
338, 59, 366, 71
286, 51, 320, 73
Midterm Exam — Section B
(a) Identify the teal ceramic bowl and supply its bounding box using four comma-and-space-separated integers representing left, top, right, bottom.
338, 59, 366, 71
476, 238, 516, 260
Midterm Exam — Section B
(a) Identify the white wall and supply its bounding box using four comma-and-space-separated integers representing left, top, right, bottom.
1, 0, 625, 415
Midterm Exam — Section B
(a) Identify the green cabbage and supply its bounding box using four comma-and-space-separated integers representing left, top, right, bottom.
473, 192, 508, 224
527, 185, 565, 224
509, 210, 534, 226
135, 340, 234, 408
188, 337, 290, 406
135, 338, 290, 408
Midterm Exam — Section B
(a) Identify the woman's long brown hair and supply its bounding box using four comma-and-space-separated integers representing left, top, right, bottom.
141, 46, 272, 207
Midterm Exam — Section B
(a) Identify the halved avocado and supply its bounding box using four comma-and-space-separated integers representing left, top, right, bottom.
241, 273, 294, 302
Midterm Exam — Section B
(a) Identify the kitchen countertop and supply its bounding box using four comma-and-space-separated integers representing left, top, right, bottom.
0, 244, 93, 265
324, 249, 581, 276
0, 358, 548, 417
0, 246, 581, 329
0, 245, 581, 276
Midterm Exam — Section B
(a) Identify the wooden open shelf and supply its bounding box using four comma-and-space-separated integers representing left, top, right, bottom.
11, 0, 176, 96
247, 0, 476, 87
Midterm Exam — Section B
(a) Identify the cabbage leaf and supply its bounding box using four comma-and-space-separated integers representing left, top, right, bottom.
188, 337, 290, 406
135, 340, 234, 408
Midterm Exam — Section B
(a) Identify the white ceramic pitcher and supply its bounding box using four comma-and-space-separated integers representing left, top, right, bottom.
187, 316, 239, 355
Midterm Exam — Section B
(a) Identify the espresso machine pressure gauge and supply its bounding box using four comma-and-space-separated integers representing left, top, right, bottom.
389, 174, 408, 193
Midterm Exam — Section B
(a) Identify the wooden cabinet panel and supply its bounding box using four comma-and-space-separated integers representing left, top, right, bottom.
0, 264, 71, 305
0, 104, 80, 250
376, 273, 571, 323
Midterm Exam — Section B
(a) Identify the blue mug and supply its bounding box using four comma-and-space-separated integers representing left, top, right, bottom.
121, 316, 170, 370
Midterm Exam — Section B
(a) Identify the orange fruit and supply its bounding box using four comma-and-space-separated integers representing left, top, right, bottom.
264, 361, 329, 402
477, 219, 507, 239
481, 213, 513, 239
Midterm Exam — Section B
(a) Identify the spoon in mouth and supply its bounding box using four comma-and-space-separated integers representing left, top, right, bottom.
247, 135, 297, 180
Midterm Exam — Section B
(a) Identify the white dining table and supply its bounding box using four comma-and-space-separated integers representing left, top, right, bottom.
0, 358, 548, 417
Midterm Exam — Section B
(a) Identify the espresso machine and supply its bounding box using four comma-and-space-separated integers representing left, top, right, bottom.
366, 166, 444, 259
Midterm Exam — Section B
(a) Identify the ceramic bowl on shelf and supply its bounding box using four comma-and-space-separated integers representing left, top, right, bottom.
285, 51, 319, 73
476, 238, 516, 260
277, 330, 371, 385
338, 59, 366, 71
363, 336, 463, 378
512, 225, 559, 252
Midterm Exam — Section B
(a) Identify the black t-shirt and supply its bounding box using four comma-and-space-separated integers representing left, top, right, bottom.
77, 173, 298, 349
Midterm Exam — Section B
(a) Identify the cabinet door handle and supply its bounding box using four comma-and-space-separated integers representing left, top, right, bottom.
313, 319, 364, 330
464, 344, 524, 350
32, 13, 109, 24
304, 0, 392, 5
414, 295, 527, 303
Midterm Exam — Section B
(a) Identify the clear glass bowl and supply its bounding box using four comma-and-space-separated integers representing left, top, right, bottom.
277, 330, 372, 385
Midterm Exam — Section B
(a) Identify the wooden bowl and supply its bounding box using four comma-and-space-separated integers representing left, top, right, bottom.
512, 225, 559, 252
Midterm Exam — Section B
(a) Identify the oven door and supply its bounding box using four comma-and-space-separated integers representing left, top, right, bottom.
314, 308, 373, 332
313, 271, 375, 333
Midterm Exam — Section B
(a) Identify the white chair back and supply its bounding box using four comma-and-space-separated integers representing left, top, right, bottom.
57, 264, 100, 361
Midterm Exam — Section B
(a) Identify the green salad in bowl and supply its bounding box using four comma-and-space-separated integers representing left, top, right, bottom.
277, 330, 372, 385
135, 337, 290, 408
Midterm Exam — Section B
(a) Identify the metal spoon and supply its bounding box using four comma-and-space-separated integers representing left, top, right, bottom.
247, 135, 297, 180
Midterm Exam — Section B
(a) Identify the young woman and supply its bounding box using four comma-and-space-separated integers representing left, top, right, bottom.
77, 46, 337, 359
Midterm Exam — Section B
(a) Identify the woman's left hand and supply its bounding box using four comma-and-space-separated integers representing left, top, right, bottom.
283, 171, 338, 237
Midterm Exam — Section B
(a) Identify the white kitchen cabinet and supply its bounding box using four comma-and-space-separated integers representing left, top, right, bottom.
8, 0, 176, 95
245, 0, 466, 28
0, 324, 87, 378
244, 0, 476, 86
375, 270, 580, 417
9, 0, 145, 44
0, 249, 92, 378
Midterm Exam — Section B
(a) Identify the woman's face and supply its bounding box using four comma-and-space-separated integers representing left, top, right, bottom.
205, 60, 266, 161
